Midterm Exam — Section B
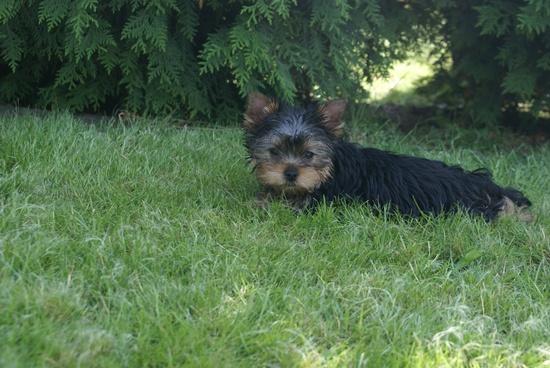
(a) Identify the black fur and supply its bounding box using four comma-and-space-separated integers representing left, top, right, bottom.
314, 141, 531, 221
243, 93, 531, 221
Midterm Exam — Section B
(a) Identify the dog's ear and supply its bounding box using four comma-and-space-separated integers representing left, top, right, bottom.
243, 92, 279, 131
318, 99, 347, 137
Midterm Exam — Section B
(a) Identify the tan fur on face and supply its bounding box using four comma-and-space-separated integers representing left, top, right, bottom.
256, 162, 332, 194
256, 163, 287, 188
296, 166, 332, 192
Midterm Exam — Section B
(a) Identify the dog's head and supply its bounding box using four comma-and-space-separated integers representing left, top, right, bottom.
243, 92, 346, 195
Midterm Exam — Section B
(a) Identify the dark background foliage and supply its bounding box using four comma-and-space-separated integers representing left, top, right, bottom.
422, 0, 550, 127
0, 0, 549, 126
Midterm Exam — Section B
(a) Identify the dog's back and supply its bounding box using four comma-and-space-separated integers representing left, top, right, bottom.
316, 141, 532, 221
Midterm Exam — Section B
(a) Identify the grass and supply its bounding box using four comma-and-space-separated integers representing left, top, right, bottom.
1, 112, 549, 367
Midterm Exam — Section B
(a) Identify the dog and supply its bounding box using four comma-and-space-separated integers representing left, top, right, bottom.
243, 92, 532, 221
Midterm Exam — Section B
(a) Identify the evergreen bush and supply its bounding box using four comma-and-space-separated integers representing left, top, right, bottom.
425, 0, 550, 125
0, 0, 424, 121
1, 1, 548, 125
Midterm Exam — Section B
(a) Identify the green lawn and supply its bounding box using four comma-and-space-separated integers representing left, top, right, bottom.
1, 113, 549, 367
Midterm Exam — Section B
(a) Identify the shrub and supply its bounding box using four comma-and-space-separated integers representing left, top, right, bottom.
0, 0, 426, 122
3, 1, 546, 126
424, 0, 550, 125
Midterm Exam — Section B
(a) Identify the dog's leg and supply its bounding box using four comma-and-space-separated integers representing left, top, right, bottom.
285, 195, 313, 213
255, 189, 274, 209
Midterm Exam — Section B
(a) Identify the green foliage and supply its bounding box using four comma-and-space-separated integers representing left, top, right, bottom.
0, 0, 209, 117
424, 0, 550, 124
2, 1, 547, 125
0, 0, 424, 122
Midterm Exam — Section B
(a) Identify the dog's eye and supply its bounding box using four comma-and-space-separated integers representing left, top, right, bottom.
303, 151, 314, 160
269, 148, 279, 157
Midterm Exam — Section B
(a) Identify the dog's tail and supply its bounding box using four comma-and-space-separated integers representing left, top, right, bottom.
503, 187, 531, 207
499, 187, 533, 222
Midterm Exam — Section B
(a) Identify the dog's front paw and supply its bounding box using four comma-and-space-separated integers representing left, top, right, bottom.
254, 190, 273, 209
285, 196, 312, 214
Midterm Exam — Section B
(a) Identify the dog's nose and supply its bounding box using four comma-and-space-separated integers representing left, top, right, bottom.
284, 167, 298, 182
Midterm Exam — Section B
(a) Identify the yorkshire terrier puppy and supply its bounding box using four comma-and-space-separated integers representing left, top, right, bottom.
243, 92, 532, 221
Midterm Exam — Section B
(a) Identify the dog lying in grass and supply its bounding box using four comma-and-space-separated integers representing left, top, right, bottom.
243, 92, 532, 221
